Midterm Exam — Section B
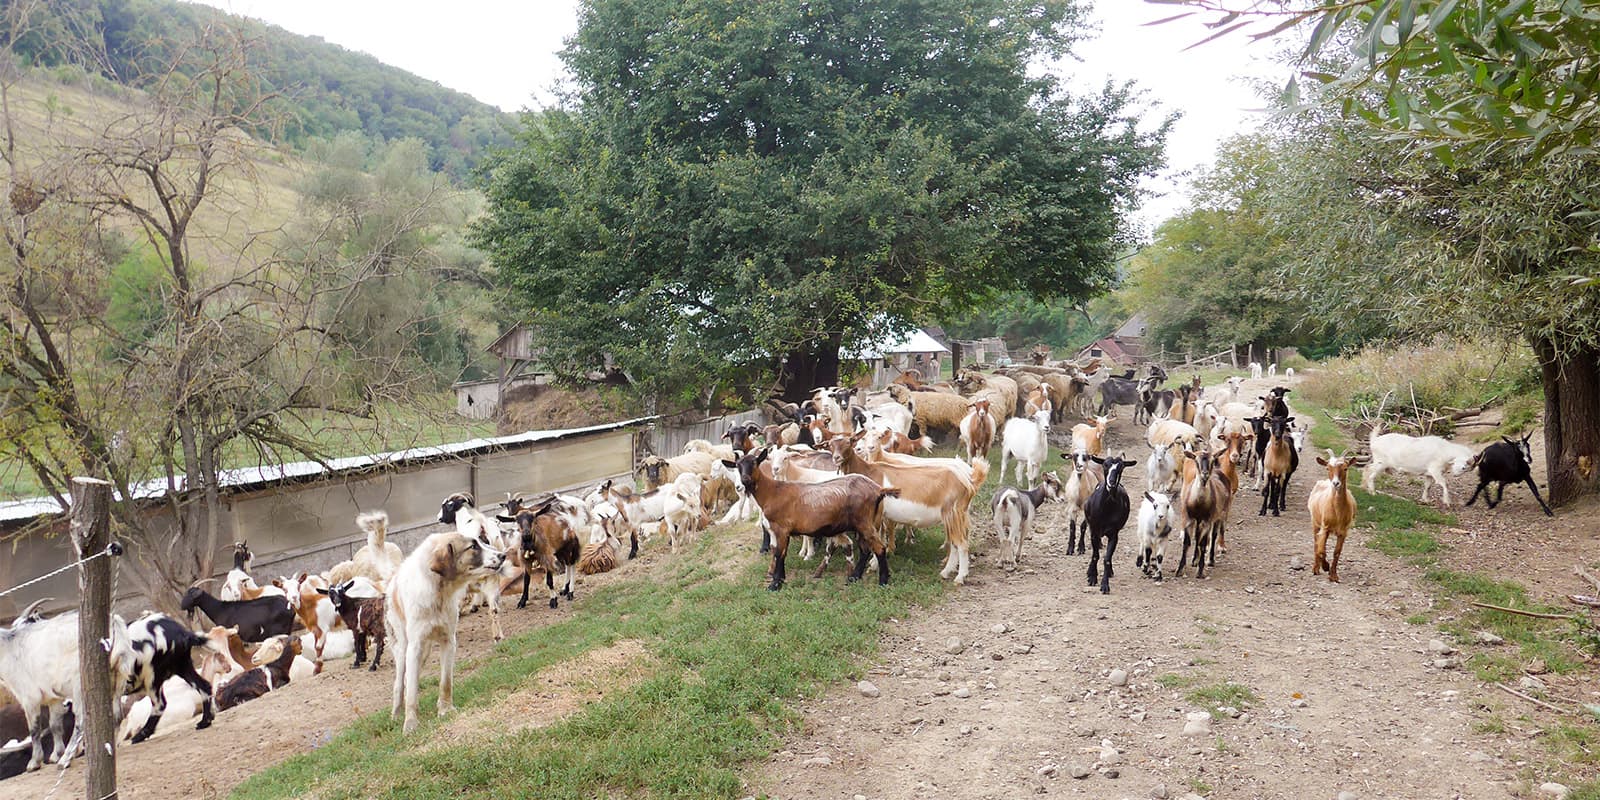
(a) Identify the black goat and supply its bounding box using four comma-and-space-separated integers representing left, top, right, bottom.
214, 635, 299, 711
1466, 433, 1554, 516
179, 586, 295, 643
316, 581, 387, 671
124, 613, 215, 743
1084, 455, 1133, 595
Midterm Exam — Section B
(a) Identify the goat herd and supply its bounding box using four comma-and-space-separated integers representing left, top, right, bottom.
0, 358, 1552, 779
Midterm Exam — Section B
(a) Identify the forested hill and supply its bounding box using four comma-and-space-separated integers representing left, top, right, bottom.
10, 0, 515, 178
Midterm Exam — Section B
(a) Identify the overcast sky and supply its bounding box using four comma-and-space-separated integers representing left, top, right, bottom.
189, 0, 1286, 228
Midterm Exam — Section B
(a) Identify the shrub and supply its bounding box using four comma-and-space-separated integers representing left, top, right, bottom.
1300, 338, 1540, 435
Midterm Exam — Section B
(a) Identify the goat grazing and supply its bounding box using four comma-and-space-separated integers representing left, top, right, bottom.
123, 613, 216, 743
316, 581, 387, 670
1135, 491, 1178, 580
724, 448, 896, 590
999, 409, 1052, 487
1083, 455, 1133, 594
1466, 432, 1554, 516
1364, 426, 1478, 506
959, 398, 997, 460
1308, 451, 1358, 582
991, 473, 1062, 568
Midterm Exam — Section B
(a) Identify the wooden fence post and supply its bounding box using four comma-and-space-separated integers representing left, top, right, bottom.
72, 476, 117, 800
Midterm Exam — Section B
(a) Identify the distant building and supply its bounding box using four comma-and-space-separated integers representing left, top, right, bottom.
1077, 312, 1149, 364
843, 328, 952, 385
452, 323, 547, 418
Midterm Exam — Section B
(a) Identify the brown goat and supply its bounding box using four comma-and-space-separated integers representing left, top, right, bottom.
1308, 452, 1358, 582
958, 398, 997, 460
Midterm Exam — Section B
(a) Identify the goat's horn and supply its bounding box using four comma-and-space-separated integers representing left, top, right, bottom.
190, 577, 218, 589
14, 597, 52, 622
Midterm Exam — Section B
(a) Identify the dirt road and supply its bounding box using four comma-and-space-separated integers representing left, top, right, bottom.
760, 375, 1539, 799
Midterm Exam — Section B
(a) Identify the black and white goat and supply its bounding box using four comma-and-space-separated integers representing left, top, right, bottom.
213, 635, 300, 711
1466, 432, 1554, 516
1084, 455, 1133, 594
990, 472, 1062, 568
123, 613, 216, 743
316, 581, 387, 670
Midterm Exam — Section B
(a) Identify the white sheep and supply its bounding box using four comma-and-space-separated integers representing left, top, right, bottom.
999, 409, 1052, 487
1364, 426, 1478, 506
1135, 491, 1178, 580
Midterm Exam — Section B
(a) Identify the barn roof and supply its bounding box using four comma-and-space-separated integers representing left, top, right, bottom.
844, 328, 952, 359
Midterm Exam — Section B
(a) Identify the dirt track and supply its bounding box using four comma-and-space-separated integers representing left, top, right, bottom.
757, 374, 1572, 799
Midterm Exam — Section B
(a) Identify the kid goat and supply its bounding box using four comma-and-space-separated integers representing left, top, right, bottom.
1466, 432, 1554, 516
991, 472, 1062, 569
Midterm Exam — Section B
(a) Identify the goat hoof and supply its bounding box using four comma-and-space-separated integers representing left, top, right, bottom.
195, 719, 211, 730
351, 661, 363, 669
767, 582, 784, 591
370, 664, 380, 672
548, 598, 558, 609
516, 599, 528, 609
130, 732, 149, 744
1100, 586, 1110, 595
846, 575, 861, 584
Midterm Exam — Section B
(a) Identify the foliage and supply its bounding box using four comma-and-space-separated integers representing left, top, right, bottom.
1299, 338, 1542, 435
941, 291, 1125, 352
7, 0, 514, 178
477, 0, 1170, 397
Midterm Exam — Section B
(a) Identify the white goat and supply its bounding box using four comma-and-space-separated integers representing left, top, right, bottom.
999, 409, 1052, 487
1364, 426, 1478, 505
351, 510, 404, 585
1286, 367, 1295, 379
1135, 491, 1179, 580
0, 603, 134, 771
1268, 363, 1278, 378
1249, 362, 1263, 380
661, 472, 705, 553
1145, 441, 1179, 494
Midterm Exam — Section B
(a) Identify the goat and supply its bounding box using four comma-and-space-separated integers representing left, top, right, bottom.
351, 510, 405, 584
955, 370, 1021, 419
180, 585, 295, 643
220, 542, 259, 601
874, 427, 935, 455
1268, 362, 1278, 378
991, 472, 1062, 568
1135, 491, 1178, 580
1365, 425, 1478, 506
1249, 361, 1263, 380
1060, 452, 1104, 556
1176, 449, 1229, 579
1096, 375, 1144, 418
999, 409, 1052, 488
862, 400, 914, 436
1466, 432, 1554, 516
1024, 384, 1053, 418
1308, 451, 1358, 582
1040, 372, 1091, 425
958, 398, 997, 461
1286, 366, 1295, 379
1070, 414, 1113, 457
1083, 455, 1133, 594
723, 421, 763, 454
1145, 441, 1179, 494
213, 635, 299, 712
1146, 418, 1201, 452
887, 382, 969, 437
1261, 387, 1292, 418
1193, 401, 1221, 444
316, 581, 387, 670
0, 604, 133, 771
1258, 415, 1298, 516
502, 495, 582, 609
638, 451, 718, 490
123, 613, 216, 743
661, 472, 705, 553
578, 502, 632, 575
828, 436, 990, 584
439, 492, 519, 641
724, 447, 896, 590
1175, 376, 1203, 425
1136, 379, 1175, 426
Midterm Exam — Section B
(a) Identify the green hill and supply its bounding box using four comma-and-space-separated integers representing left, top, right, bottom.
9, 0, 516, 178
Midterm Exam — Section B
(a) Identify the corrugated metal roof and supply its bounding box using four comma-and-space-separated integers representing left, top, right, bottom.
0, 416, 657, 524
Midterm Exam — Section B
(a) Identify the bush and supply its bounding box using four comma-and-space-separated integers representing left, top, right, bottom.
1300, 338, 1540, 435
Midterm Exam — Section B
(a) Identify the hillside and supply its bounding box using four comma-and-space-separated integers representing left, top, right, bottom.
10, 0, 516, 178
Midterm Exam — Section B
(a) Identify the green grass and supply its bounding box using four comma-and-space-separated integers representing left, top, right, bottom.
1187, 682, 1257, 718
1155, 672, 1198, 689
1352, 486, 1453, 563
1570, 781, 1600, 800
1190, 778, 1214, 796
232, 522, 954, 800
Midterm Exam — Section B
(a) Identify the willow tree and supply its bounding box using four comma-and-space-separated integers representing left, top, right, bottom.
476, 0, 1168, 402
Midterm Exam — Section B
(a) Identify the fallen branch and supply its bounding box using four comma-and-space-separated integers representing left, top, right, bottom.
1575, 566, 1600, 594
1568, 594, 1600, 609
1468, 602, 1579, 621
1495, 682, 1570, 715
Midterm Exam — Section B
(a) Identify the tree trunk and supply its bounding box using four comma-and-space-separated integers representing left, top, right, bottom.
1532, 337, 1600, 506
777, 335, 843, 403
72, 477, 117, 800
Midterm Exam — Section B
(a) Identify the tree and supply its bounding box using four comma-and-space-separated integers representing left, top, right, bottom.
1, 8, 484, 607
1153, 0, 1600, 505
477, 0, 1169, 401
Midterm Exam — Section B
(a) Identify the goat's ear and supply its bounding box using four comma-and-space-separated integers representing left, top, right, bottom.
1089, 455, 1105, 464
315, 587, 330, 595
1285, 416, 1295, 423
1316, 456, 1329, 467
495, 514, 517, 523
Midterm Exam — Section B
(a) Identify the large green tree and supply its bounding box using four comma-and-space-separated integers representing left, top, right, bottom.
476, 0, 1168, 401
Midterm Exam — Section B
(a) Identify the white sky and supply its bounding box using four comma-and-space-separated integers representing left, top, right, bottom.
189, 0, 1286, 228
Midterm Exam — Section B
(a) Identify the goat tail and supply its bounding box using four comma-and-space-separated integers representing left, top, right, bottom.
968, 457, 991, 487
357, 510, 389, 544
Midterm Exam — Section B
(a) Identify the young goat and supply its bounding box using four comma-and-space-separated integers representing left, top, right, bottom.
999, 409, 1052, 488
1070, 414, 1113, 457
1364, 425, 1478, 506
316, 581, 387, 670
958, 398, 997, 460
1060, 452, 1104, 556
1308, 451, 1358, 582
1258, 415, 1298, 517
1145, 441, 1179, 494
990, 472, 1062, 568
1135, 491, 1178, 580
1466, 432, 1554, 516
1083, 455, 1133, 594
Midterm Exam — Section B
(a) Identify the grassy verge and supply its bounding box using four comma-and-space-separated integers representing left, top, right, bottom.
234, 442, 1022, 800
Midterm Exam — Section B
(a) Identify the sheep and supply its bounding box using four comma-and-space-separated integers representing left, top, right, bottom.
1084, 455, 1133, 594
1060, 452, 1104, 556
123, 613, 216, 743
886, 382, 970, 437
351, 510, 404, 584
1146, 418, 1201, 452
315, 581, 387, 671
1040, 372, 1091, 425
1258, 415, 1298, 517
955, 370, 1021, 419
438, 492, 520, 641
1176, 449, 1230, 579
1308, 451, 1358, 582
1364, 425, 1479, 506
1145, 441, 1179, 494
1466, 432, 1554, 516
213, 634, 300, 712
991, 472, 1062, 568
862, 400, 914, 436
1286, 366, 1296, 379
179, 585, 296, 643
1249, 361, 1263, 379
638, 451, 718, 490
959, 398, 997, 461
1070, 415, 1113, 457
826, 436, 990, 585
683, 438, 737, 462
0, 604, 134, 771
501, 495, 583, 609
723, 447, 897, 590
1135, 491, 1178, 580
999, 409, 1052, 488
